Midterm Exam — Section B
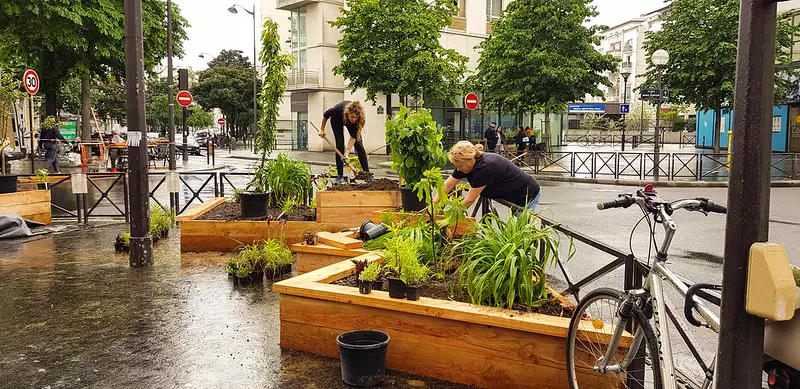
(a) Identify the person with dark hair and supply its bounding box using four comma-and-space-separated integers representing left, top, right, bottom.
38, 116, 68, 173
319, 100, 369, 183
526, 126, 537, 151
484, 122, 499, 152
515, 126, 527, 165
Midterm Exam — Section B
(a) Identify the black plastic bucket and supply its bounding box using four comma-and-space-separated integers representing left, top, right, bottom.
239, 192, 269, 217
337, 330, 390, 387
399, 185, 426, 212
0, 175, 18, 194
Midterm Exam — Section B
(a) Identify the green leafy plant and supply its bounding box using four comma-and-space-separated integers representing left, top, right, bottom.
455, 210, 573, 310
400, 257, 430, 287
122, 232, 131, 245
235, 258, 253, 278
265, 153, 311, 206
382, 234, 419, 278
359, 262, 382, 282
385, 104, 447, 189
231, 188, 244, 203
233, 239, 293, 276
36, 169, 50, 186
149, 203, 175, 237
0, 71, 25, 176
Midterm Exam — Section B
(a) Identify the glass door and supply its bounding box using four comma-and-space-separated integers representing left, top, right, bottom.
296, 112, 308, 150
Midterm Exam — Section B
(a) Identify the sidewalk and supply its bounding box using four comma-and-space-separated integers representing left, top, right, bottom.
222, 148, 391, 168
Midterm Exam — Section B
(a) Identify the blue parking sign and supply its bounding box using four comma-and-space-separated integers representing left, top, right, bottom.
620, 104, 630, 114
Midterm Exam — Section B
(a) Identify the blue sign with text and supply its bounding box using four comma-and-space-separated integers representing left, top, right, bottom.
568, 104, 605, 113
620, 104, 630, 114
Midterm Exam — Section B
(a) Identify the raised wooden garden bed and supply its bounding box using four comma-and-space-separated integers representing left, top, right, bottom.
274, 255, 629, 389
178, 198, 357, 252
316, 189, 401, 225
0, 190, 51, 225
371, 209, 477, 237
291, 243, 369, 274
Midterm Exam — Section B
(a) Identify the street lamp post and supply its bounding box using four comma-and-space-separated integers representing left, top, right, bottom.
228, 3, 258, 154
621, 62, 631, 152
166, 0, 178, 211
651, 49, 669, 180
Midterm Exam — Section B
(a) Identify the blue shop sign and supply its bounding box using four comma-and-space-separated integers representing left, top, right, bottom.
569, 104, 605, 113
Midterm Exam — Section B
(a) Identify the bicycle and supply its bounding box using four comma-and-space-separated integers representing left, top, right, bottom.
565, 185, 729, 389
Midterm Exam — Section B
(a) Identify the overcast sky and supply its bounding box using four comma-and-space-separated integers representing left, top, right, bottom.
171, 0, 668, 72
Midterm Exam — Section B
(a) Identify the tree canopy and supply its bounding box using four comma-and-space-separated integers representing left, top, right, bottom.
330, 0, 468, 103
206, 50, 253, 69
471, 0, 617, 145
187, 105, 214, 130
643, 0, 797, 152
191, 65, 259, 136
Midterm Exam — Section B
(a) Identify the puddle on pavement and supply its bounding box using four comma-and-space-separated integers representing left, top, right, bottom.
0, 225, 473, 388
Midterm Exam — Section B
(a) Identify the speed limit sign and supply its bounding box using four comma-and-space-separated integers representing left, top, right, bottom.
23, 69, 39, 95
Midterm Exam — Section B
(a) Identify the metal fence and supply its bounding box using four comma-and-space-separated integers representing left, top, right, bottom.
562, 132, 696, 148
496, 150, 799, 181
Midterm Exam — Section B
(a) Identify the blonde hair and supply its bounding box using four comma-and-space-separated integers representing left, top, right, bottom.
343, 101, 366, 140
448, 141, 484, 164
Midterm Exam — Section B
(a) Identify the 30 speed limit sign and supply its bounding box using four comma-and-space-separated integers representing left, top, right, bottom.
23, 69, 39, 95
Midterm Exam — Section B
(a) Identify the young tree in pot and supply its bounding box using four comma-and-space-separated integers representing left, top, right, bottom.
385, 104, 447, 211
35, 169, 50, 190
358, 261, 381, 294
241, 18, 293, 218
0, 71, 25, 193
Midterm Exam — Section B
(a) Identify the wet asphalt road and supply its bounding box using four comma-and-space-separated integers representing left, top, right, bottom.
0, 226, 472, 389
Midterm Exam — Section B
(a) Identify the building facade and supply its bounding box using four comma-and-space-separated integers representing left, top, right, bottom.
263, 0, 565, 153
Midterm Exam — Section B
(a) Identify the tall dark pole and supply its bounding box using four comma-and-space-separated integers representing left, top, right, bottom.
621, 73, 630, 152
167, 0, 176, 171
28, 95, 35, 174
124, 0, 153, 267
654, 74, 662, 180
252, 2, 258, 155
715, 0, 777, 387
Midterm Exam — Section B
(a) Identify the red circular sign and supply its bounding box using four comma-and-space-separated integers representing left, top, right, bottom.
465, 92, 479, 110
23, 69, 39, 95
176, 90, 193, 107
217, 118, 225, 126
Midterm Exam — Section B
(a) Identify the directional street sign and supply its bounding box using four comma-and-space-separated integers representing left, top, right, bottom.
464, 92, 479, 110
23, 69, 39, 95
641, 89, 670, 101
176, 90, 193, 107
620, 104, 630, 114
217, 118, 225, 126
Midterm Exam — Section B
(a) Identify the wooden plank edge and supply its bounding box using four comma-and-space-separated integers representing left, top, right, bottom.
176, 197, 225, 222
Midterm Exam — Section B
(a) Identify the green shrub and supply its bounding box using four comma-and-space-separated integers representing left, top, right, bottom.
385, 104, 447, 188
149, 203, 175, 236
266, 153, 311, 206
382, 234, 418, 278
400, 258, 429, 287
455, 210, 572, 310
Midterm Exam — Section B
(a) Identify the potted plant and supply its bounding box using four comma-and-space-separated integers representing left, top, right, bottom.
241, 18, 293, 218
262, 238, 293, 279
385, 104, 448, 211
238, 243, 265, 283
0, 71, 24, 194
400, 257, 430, 301
35, 169, 49, 190
148, 204, 174, 240
301, 228, 317, 245
235, 258, 253, 285
382, 234, 419, 299
114, 232, 131, 253
358, 262, 382, 294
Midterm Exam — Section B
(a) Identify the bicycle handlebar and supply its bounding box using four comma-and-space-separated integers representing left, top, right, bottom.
596, 196, 636, 210
703, 200, 727, 214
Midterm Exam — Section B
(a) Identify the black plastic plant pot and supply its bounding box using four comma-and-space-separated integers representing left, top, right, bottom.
249, 271, 264, 284
387, 277, 406, 299
372, 280, 383, 291
405, 285, 420, 301
237, 275, 251, 285
337, 330, 390, 387
399, 185, 426, 212
358, 280, 373, 294
36, 183, 47, 190
239, 192, 269, 217
0, 175, 18, 194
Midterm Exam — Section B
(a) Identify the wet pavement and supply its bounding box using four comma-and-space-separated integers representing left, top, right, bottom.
0, 226, 473, 389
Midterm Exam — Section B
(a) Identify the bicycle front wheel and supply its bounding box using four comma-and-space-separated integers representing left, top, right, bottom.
566, 288, 663, 389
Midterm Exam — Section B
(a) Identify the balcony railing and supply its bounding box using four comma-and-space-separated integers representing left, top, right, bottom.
286, 69, 321, 90
276, 0, 318, 10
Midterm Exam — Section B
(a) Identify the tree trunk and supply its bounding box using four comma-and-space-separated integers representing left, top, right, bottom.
713, 105, 722, 153
544, 107, 551, 151
80, 50, 92, 141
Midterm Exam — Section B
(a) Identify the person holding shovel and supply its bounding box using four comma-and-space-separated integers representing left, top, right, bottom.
319, 100, 369, 183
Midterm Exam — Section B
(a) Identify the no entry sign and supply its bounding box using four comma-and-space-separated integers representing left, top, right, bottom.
176, 90, 193, 107
217, 118, 225, 126
465, 92, 479, 110
23, 69, 39, 95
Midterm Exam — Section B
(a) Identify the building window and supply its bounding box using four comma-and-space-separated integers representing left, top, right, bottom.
790, 12, 800, 64
456, 0, 466, 17
487, 0, 502, 21
290, 7, 307, 74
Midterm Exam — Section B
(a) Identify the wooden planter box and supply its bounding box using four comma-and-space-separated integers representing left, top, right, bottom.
0, 190, 51, 225
178, 198, 358, 252
371, 209, 477, 237
291, 243, 369, 274
316, 190, 401, 225
274, 255, 629, 389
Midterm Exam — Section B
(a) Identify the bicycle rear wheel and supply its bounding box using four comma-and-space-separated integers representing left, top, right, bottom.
566, 288, 663, 389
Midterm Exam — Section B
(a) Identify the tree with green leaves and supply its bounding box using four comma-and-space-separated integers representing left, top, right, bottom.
330, 0, 467, 103
643, 0, 797, 152
249, 18, 292, 192
191, 66, 258, 139
1, 69, 26, 175
187, 105, 214, 131
0, 0, 188, 139
206, 50, 253, 69
472, 0, 617, 148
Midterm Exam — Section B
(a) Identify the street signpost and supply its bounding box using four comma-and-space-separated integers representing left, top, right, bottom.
23, 69, 39, 174
218, 118, 225, 126
178, 69, 190, 162
176, 90, 193, 107
465, 93, 479, 111
620, 104, 631, 114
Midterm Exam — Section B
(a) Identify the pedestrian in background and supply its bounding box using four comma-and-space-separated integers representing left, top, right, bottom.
496, 126, 505, 151
38, 116, 67, 173
484, 122, 499, 152
515, 126, 527, 165
526, 127, 537, 152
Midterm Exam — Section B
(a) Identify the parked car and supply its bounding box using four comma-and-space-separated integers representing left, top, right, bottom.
194, 131, 212, 147
175, 134, 201, 155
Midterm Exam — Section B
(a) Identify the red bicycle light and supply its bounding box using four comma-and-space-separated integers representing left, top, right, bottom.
769, 373, 776, 386
644, 184, 655, 193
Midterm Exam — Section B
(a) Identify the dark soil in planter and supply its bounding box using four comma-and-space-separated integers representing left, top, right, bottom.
328, 178, 399, 192
333, 272, 574, 318
198, 202, 315, 221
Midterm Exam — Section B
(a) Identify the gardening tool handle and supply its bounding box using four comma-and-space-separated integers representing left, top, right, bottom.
321, 133, 359, 174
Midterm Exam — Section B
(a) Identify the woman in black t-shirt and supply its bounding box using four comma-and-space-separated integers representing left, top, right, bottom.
436, 141, 542, 211
319, 100, 368, 182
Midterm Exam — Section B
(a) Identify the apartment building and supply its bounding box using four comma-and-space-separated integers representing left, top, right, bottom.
263, 0, 564, 153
